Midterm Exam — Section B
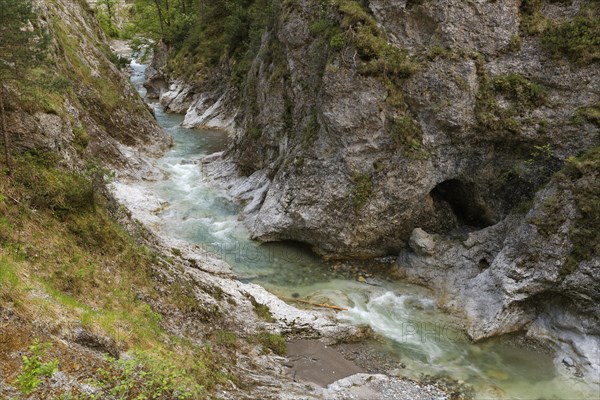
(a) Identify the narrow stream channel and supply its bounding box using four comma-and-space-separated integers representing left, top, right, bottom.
129, 60, 596, 400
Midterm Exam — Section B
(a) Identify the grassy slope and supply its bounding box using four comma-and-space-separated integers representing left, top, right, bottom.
0, 1, 285, 399
0, 155, 238, 398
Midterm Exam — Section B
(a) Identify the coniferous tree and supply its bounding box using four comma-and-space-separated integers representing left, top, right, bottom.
0, 0, 48, 173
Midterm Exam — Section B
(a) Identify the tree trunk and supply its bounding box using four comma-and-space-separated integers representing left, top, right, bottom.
153, 0, 166, 37
0, 84, 11, 174
164, 0, 170, 26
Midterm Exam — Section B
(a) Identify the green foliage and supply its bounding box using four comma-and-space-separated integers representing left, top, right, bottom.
0, 257, 20, 299
0, 154, 236, 398
493, 73, 548, 108
255, 332, 287, 355
16, 340, 59, 395
73, 125, 90, 152
12, 152, 96, 217
475, 72, 548, 133
149, 0, 282, 83
561, 148, 600, 269
526, 144, 554, 168
96, 0, 120, 38
95, 352, 201, 399
330, 33, 347, 50
309, 18, 333, 36
247, 125, 262, 139
529, 195, 565, 237
247, 295, 273, 321
573, 103, 600, 127
332, 0, 415, 77
215, 330, 238, 348
541, 3, 600, 66
352, 172, 373, 210
508, 35, 523, 52
519, 0, 549, 36
302, 111, 320, 148
0, 0, 49, 81
530, 147, 600, 276
387, 115, 426, 158
248, 295, 275, 322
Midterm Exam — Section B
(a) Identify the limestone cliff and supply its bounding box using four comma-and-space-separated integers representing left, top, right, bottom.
146, 0, 599, 383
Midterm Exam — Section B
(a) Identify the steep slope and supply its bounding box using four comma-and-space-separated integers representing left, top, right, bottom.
0, 1, 322, 398
3, 0, 170, 177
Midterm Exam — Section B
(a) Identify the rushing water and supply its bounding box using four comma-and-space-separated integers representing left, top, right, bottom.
129, 61, 598, 399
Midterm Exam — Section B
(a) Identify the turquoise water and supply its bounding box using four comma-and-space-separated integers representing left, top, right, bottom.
129, 61, 598, 399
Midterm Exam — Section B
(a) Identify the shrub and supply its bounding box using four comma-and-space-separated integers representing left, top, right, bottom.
255, 332, 287, 355
475, 72, 548, 133
541, 3, 600, 66
16, 340, 59, 395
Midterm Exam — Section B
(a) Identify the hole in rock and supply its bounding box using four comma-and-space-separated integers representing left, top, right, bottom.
431, 179, 496, 229
479, 258, 490, 271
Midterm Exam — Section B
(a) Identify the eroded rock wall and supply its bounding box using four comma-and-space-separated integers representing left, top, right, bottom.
4, 0, 170, 178
193, 0, 597, 258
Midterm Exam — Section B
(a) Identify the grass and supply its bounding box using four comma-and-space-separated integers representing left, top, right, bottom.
254, 332, 287, 356
248, 294, 275, 322
573, 103, 600, 127
519, 0, 549, 36
0, 154, 236, 398
332, 0, 416, 78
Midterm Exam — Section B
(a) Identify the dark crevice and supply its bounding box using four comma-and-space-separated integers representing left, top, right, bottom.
431, 179, 496, 229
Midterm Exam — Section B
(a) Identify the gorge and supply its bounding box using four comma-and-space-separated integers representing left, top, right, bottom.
0, 0, 599, 399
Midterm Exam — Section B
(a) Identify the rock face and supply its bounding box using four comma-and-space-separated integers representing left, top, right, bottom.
147, 0, 599, 385
4, 0, 170, 178
398, 148, 600, 384
183, 0, 598, 259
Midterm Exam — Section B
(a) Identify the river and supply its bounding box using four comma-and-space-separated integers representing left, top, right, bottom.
128, 60, 596, 400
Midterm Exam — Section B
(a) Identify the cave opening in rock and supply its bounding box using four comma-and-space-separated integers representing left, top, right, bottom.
431, 179, 496, 229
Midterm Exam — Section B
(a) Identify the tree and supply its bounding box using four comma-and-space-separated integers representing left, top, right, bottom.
0, 0, 48, 174
97, 0, 120, 37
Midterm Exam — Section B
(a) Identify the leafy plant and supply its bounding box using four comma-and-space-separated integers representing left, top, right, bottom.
16, 340, 59, 395
95, 352, 200, 399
